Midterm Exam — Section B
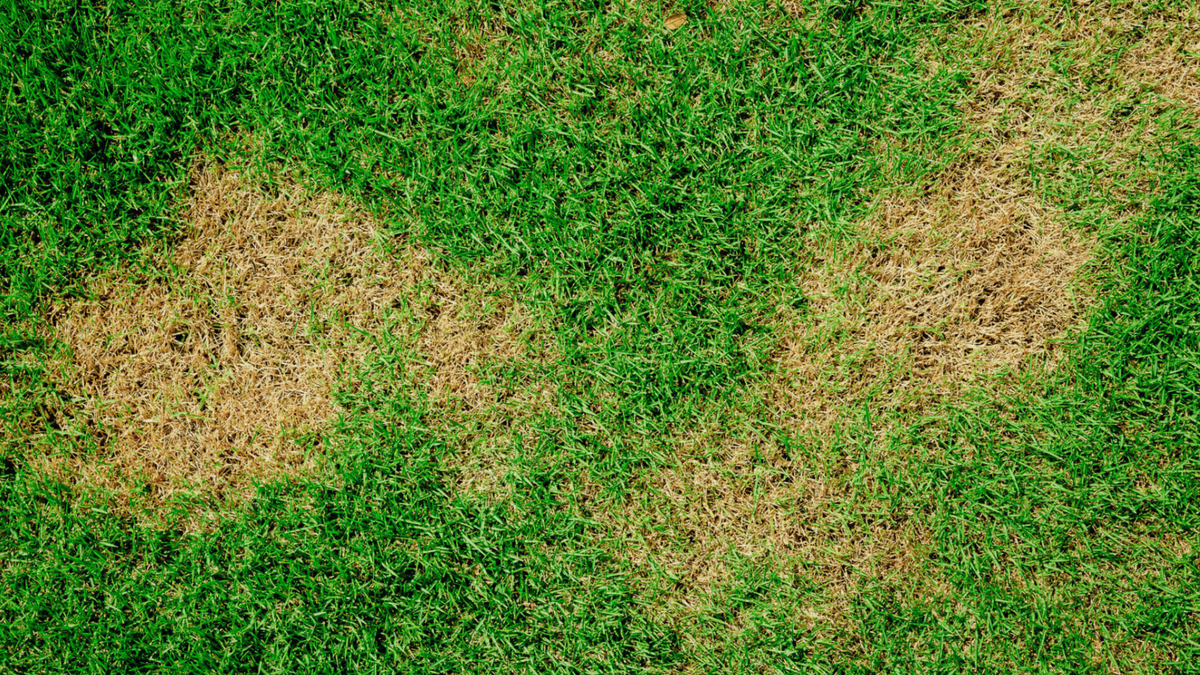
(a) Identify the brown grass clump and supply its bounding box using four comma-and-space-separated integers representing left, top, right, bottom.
417, 287, 544, 408
767, 0, 1200, 441
591, 423, 946, 660
1110, 2, 1200, 115
778, 156, 1093, 408
604, 433, 936, 581
28, 161, 543, 511
599, 2, 1200, 661
450, 15, 513, 88
35, 164, 413, 504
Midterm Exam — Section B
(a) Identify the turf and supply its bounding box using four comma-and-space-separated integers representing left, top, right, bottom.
3, 0, 1200, 672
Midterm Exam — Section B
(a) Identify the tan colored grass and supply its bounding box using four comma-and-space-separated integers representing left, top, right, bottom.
412, 276, 560, 503
26, 161, 544, 511
776, 154, 1093, 414
1119, 5, 1200, 115
599, 433, 938, 580
35, 164, 411, 503
602, 1, 1200, 655
450, 15, 513, 87
418, 288, 538, 406
592, 417, 948, 656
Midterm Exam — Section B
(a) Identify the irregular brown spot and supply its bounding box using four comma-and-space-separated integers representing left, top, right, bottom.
419, 290, 539, 407
33, 164, 415, 506
769, 0, 1167, 441
1119, 7, 1200, 115
790, 159, 1092, 386
23, 160, 549, 514
450, 16, 512, 87
591, 427, 946, 655
412, 280, 560, 505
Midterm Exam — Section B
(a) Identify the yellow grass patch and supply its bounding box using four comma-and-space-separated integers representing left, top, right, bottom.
34, 164, 408, 503
21, 161, 544, 511
1119, 4, 1200, 115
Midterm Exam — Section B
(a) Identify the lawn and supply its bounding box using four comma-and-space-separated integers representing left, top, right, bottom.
2, 0, 1199, 671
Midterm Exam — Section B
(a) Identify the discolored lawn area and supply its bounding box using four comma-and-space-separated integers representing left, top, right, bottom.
2, 0, 1200, 672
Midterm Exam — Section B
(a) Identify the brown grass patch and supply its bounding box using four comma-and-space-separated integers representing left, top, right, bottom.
592, 425, 945, 662
776, 155, 1093, 419
450, 15, 513, 88
600, 1, 1200, 661
767, 0, 1200, 441
417, 287, 543, 408
34, 164, 412, 504
606, 437, 935, 583
601, 0, 1200, 651
412, 275, 560, 503
23, 160, 547, 512
1116, 3, 1200, 116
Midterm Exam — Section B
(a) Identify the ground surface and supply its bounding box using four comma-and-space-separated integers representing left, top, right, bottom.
2, 0, 1200, 672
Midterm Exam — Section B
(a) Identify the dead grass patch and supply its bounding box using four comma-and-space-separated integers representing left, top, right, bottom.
34, 164, 411, 505
412, 278, 561, 503
614, 442, 933, 582
603, 1, 1200, 659
450, 15, 513, 88
601, 0, 1200, 650
21, 160, 549, 512
592, 425, 945, 661
762, 0, 1200, 463
1115, 3, 1200, 116
779, 156, 1093, 403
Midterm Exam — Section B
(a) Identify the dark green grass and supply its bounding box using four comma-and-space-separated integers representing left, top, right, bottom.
0, 395, 679, 672
4, 0, 1200, 672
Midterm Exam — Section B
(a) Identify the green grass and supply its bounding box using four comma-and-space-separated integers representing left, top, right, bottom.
4, 0, 1200, 671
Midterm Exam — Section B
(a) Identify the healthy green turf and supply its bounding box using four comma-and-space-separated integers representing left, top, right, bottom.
3, 0, 1200, 672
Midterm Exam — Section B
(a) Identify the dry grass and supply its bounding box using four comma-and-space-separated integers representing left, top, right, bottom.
34, 163, 410, 504
773, 152, 1094, 432
590, 437, 947, 672
450, 15, 513, 88
24, 160, 547, 512
411, 273, 560, 503
599, 430, 939, 585
604, 1, 1200, 659
1113, 2, 1200, 116
598, 0, 1200, 649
